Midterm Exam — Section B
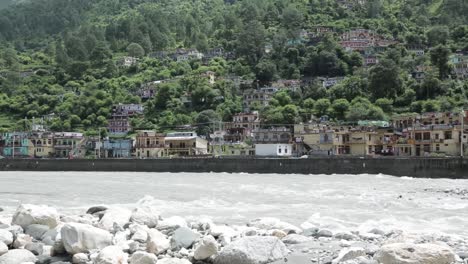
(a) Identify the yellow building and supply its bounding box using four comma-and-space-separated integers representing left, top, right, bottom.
294, 124, 334, 155
135, 131, 167, 158
29, 132, 54, 158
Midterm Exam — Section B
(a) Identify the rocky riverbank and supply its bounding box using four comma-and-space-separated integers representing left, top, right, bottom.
0, 197, 467, 264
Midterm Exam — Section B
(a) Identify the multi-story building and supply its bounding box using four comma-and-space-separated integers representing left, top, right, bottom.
242, 87, 278, 110
135, 131, 167, 158
165, 132, 208, 156
53, 132, 86, 158
1, 132, 30, 158
102, 139, 133, 158
119, 56, 138, 67
108, 104, 144, 135
252, 127, 292, 144
29, 132, 54, 158
294, 124, 334, 155
451, 53, 468, 79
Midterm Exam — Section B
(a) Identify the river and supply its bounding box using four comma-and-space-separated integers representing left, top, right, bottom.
0, 171, 467, 238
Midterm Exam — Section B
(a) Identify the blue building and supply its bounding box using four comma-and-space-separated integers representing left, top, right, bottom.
1, 132, 30, 158
102, 139, 133, 158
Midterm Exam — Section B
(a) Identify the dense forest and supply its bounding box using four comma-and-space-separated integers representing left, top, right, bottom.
0, 0, 467, 135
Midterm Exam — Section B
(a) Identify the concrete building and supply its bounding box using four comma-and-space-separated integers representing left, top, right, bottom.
102, 139, 133, 158
108, 104, 144, 135
242, 87, 278, 110
135, 131, 167, 158
255, 144, 293, 157
53, 132, 85, 158
252, 127, 292, 144
29, 132, 54, 158
1, 132, 30, 158
165, 132, 208, 156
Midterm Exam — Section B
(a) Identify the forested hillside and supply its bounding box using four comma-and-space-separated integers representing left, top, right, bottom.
0, 0, 467, 134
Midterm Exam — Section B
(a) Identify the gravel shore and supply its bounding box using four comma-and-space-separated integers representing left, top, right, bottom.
0, 196, 466, 264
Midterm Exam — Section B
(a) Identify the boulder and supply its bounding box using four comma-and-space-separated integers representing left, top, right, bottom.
99, 207, 132, 231
157, 216, 188, 234
0, 249, 37, 264
317, 229, 333, 237
41, 223, 63, 242
61, 215, 95, 225
170, 227, 200, 250
215, 236, 289, 264
130, 225, 148, 243
131, 206, 159, 228
129, 251, 158, 264
334, 232, 358, 241
61, 223, 113, 254
72, 253, 89, 264
86, 205, 108, 215
374, 243, 456, 264
24, 242, 44, 255
94, 245, 128, 264
0, 230, 13, 246
282, 234, 311, 244
271, 230, 287, 239
332, 247, 366, 264
157, 258, 192, 264
0, 242, 7, 256
13, 234, 32, 249
11, 204, 60, 229
210, 225, 238, 245
194, 235, 218, 260
248, 218, 301, 234
25, 224, 50, 240
191, 217, 214, 232
302, 227, 319, 237
146, 229, 170, 254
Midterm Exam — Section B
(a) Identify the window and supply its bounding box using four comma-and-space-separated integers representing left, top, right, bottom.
278, 148, 282, 154
285, 147, 288, 154
444, 131, 452, 140
436, 144, 440, 151
435, 133, 439, 140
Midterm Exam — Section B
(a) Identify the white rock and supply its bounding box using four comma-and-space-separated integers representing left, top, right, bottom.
157, 258, 192, 264
210, 225, 238, 245
282, 234, 311, 244
131, 206, 159, 228
332, 247, 366, 264
194, 235, 218, 260
94, 245, 128, 264
374, 243, 456, 264
170, 227, 200, 250
62, 215, 95, 225
271, 229, 287, 239
131, 225, 148, 243
191, 217, 214, 232
214, 236, 289, 264
61, 223, 113, 254
13, 234, 32, 249
99, 207, 132, 231
0, 230, 13, 246
0, 242, 7, 256
72, 252, 89, 264
146, 229, 170, 254
129, 251, 158, 264
0, 249, 37, 264
25, 224, 50, 240
157, 216, 188, 233
11, 204, 60, 229
249, 217, 301, 234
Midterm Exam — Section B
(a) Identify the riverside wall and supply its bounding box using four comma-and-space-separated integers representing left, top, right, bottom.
0, 157, 467, 178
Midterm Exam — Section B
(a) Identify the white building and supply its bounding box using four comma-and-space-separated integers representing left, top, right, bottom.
255, 144, 293, 157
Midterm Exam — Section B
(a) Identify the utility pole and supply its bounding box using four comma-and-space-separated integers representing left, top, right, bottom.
11, 133, 14, 159
461, 109, 465, 157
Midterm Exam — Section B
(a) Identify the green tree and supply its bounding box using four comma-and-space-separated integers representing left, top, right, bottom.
313, 99, 331, 117
368, 59, 403, 99
127, 43, 145, 58
430, 45, 451, 79
331, 99, 350, 120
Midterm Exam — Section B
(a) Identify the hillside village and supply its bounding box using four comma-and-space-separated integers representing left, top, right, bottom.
0, 0, 468, 160
1, 108, 467, 158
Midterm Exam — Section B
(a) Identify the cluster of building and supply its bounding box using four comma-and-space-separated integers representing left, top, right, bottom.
2, 111, 467, 159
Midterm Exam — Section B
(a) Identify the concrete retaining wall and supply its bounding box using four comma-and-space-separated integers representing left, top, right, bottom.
0, 157, 467, 178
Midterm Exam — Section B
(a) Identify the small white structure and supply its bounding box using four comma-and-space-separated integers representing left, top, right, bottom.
255, 144, 293, 157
